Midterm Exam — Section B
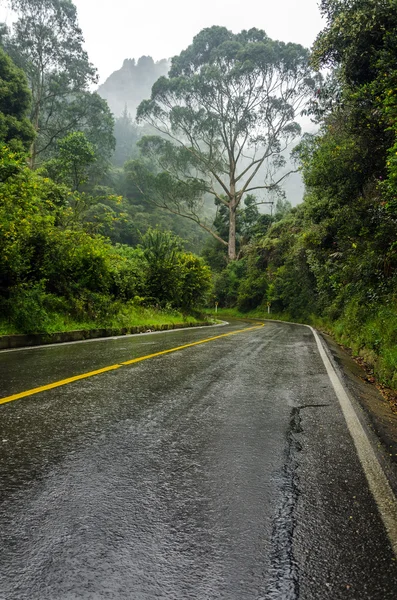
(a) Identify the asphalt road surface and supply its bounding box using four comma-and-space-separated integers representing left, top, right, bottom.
1, 320, 397, 599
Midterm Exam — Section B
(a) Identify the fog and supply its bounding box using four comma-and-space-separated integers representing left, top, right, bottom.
0, 1, 324, 84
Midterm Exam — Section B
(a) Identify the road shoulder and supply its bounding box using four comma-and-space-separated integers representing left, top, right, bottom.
320, 332, 397, 491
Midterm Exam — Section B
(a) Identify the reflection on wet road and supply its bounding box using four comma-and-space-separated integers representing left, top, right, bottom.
1, 321, 397, 599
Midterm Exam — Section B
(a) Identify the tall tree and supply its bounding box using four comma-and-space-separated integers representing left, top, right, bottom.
133, 27, 315, 260
43, 131, 96, 191
0, 46, 35, 149
1, 0, 99, 165
313, 0, 396, 85
112, 106, 140, 167
39, 89, 115, 175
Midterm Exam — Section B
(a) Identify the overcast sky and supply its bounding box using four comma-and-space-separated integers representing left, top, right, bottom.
1, 0, 324, 83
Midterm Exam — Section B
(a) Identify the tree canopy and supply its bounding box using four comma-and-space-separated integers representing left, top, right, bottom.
133, 26, 316, 260
0, 46, 35, 149
0, 0, 114, 166
313, 0, 397, 85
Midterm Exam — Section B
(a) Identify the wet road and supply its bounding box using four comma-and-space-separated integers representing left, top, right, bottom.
1, 320, 397, 599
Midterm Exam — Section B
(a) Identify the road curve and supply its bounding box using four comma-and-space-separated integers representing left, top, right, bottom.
1, 320, 397, 599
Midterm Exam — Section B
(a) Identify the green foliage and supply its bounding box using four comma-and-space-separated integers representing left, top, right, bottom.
106, 244, 145, 301
177, 253, 212, 310
202, 238, 228, 272
313, 0, 397, 86
0, 145, 65, 289
0, 145, 210, 333
1, 0, 115, 166
213, 260, 248, 308
140, 228, 211, 309
43, 132, 96, 190
236, 271, 268, 313
73, 92, 115, 176
141, 227, 182, 306
0, 47, 35, 150
316, 300, 397, 389
5, 282, 50, 333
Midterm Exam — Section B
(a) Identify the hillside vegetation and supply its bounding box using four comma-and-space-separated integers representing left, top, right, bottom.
0, 2, 211, 335
210, 1, 397, 389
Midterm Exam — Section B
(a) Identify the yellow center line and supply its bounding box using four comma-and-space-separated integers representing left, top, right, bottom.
0, 323, 264, 406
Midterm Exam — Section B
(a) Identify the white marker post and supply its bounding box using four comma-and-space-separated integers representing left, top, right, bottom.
215, 301, 219, 314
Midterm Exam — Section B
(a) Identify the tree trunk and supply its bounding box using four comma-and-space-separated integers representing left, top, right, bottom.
29, 140, 37, 169
29, 81, 42, 169
228, 202, 237, 261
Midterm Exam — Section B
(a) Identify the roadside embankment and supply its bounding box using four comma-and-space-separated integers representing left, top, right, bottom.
0, 320, 214, 350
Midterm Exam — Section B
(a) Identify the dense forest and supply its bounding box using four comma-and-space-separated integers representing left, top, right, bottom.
0, 0, 396, 389
0, 0, 211, 335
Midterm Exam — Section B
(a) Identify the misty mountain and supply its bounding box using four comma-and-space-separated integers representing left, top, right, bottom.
98, 56, 169, 119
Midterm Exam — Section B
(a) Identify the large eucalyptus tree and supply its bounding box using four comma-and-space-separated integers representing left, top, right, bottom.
133, 26, 316, 260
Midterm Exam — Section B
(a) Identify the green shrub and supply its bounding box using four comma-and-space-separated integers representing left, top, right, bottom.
213, 260, 248, 307
177, 253, 212, 310
0, 150, 212, 333
237, 273, 268, 312
329, 300, 397, 389
6, 282, 50, 333
141, 228, 182, 306
108, 245, 145, 300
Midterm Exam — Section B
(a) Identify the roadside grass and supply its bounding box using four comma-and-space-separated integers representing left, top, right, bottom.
0, 304, 209, 336
312, 305, 397, 391
203, 307, 298, 322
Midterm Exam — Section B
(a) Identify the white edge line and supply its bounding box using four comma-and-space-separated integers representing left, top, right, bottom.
308, 325, 397, 557
0, 321, 230, 354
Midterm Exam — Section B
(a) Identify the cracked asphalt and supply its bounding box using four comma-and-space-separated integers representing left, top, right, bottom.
1, 320, 397, 599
